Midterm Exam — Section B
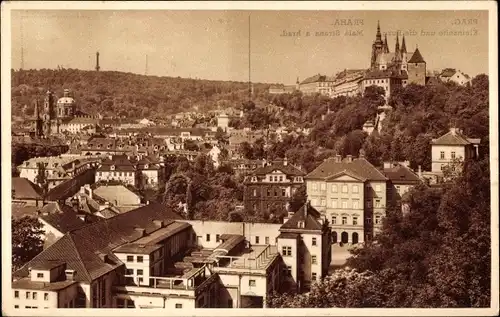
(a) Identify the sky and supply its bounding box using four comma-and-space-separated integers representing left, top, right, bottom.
10, 10, 489, 84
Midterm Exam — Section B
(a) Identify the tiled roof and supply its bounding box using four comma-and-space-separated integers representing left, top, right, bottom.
440, 68, 457, 78
383, 164, 421, 184
408, 48, 425, 63
431, 130, 481, 145
306, 157, 388, 181
12, 278, 78, 292
40, 210, 102, 234
11, 204, 38, 219
364, 68, 408, 80
253, 162, 305, 177
12, 177, 44, 200
300, 74, 333, 85
14, 202, 183, 283
280, 203, 323, 231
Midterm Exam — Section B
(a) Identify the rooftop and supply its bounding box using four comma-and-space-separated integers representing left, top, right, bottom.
12, 278, 77, 292
306, 156, 388, 181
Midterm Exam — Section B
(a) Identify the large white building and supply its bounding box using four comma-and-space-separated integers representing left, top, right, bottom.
10, 201, 331, 311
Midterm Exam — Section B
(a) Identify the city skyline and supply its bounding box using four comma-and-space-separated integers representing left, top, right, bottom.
11, 10, 488, 84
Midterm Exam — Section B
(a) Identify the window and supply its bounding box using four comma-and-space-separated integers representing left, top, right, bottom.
255, 236, 260, 244
352, 185, 359, 193
26, 292, 30, 299
320, 199, 326, 206
14, 291, 19, 298
311, 255, 317, 264
137, 269, 143, 276
352, 199, 359, 209
138, 277, 144, 284
206, 234, 210, 242
126, 269, 133, 275
44, 293, 49, 301
282, 246, 292, 256
252, 189, 257, 196
353, 217, 358, 225
313, 183, 318, 191
375, 215, 382, 224
137, 256, 143, 263
366, 217, 372, 225
331, 184, 338, 193
375, 184, 381, 192
341, 199, 348, 209
14, 305, 19, 309
282, 188, 286, 196
440, 151, 445, 159
451, 151, 456, 159
331, 199, 338, 208
320, 183, 326, 191
286, 266, 292, 275
279, 176, 283, 182
312, 237, 317, 246
341, 185, 348, 193
366, 200, 372, 208
175, 303, 183, 308
37, 273, 44, 278
375, 199, 381, 208
265, 237, 269, 244
249, 279, 256, 287
33, 292, 37, 300
126, 255, 133, 262
396, 185, 401, 193
342, 216, 347, 225
312, 273, 317, 280
331, 216, 337, 224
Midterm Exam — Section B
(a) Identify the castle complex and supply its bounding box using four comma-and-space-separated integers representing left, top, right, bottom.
270, 22, 428, 100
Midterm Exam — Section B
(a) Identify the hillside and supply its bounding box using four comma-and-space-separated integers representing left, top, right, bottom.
11, 69, 272, 119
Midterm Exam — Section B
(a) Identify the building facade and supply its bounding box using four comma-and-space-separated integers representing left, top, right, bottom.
305, 155, 389, 244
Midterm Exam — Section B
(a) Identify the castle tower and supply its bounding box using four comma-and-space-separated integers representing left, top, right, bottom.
370, 21, 385, 69
407, 47, 426, 85
95, 51, 100, 72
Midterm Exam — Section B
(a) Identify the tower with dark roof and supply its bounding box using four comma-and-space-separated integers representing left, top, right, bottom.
370, 21, 385, 69
33, 99, 43, 138
407, 47, 426, 85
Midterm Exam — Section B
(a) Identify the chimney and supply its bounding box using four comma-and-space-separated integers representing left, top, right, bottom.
346, 155, 353, 162
98, 253, 109, 263
153, 220, 164, 228
383, 161, 392, 169
65, 269, 76, 281
334, 155, 342, 163
450, 127, 457, 135
283, 157, 288, 166
135, 227, 146, 237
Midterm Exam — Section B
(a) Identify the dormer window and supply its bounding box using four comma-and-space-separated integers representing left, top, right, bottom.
110, 165, 115, 170
298, 221, 305, 229
252, 177, 257, 182
97, 144, 102, 149
144, 164, 149, 169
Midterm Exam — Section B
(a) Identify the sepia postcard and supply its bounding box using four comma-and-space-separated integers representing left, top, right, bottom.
1, 1, 498, 317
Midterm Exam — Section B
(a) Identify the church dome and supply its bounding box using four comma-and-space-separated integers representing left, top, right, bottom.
57, 89, 76, 104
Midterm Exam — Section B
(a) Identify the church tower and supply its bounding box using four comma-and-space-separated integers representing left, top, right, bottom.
42, 90, 56, 136
370, 21, 384, 69
34, 99, 43, 138
400, 35, 408, 71
383, 34, 390, 53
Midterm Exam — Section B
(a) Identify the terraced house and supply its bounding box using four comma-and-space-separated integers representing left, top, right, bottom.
305, 155, 389, 244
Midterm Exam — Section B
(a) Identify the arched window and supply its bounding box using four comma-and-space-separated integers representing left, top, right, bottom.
352, 232, 359, 244
331, 231, 338, 244
341, 232, 349, 244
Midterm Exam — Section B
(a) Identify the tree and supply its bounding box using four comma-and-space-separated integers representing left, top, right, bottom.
12, 216, 45, 271
215, 127, 229, 145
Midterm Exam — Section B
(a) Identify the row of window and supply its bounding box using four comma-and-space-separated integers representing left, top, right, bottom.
98, 171, 135, 177
14, 291, 49, 301
311, 183, 383, 194
331, 215, 382, 225
126, 255, 144, 263
126, 268, 144, 276
14, 306, 49, 309
313, 198, 383, 209
282, 266, 318, 280
252, 188, 289, 197
206, 234, 273, 246
440, 151, 457, 160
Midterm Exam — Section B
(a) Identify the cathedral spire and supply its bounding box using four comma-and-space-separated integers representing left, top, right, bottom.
395, 34, 400, 53
401, 35, 407, 53
376, 20, 382, 42
383, 33, 390, 53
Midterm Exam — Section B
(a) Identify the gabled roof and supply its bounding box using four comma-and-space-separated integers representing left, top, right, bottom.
325, 170, 367, 182
12, 177, 44, 200
439, 68, 457, 78
431, 130, 481, 145
280, 203, 323, 231
383, 164, 421, 184
408, 48, 425, 63
14, 202, 184, 283
306, 157, 388, 181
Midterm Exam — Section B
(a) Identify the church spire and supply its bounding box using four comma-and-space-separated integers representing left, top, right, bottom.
376, 20, 382, 42
383, 33, 390, 53
395, 34, 400, 53
34, 99, 40, 118
401, 35, 407, 53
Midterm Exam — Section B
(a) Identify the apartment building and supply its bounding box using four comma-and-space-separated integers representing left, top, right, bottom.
383, 162, 422, 208
243, 160, 305, 217
10, 201, 330, 310
305, 155, 388, 244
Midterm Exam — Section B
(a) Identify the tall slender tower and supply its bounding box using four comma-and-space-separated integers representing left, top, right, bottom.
95, 51, 100, 72
34, 99, 43, 138
370, 21, 384, 69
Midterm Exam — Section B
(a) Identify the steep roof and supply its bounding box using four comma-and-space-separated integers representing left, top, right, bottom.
12, 177, 44, 200
440, 68, 457, 78
280, 203, 323, 231
306, 157, 388, 181
40, 210, 102, 233
408, 48, 425, 63
431, 130, 481, 145
13, 202, 184, 283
